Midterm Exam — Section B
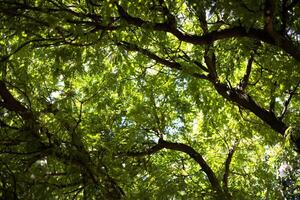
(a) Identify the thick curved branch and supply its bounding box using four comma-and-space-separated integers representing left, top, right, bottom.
126, 142, 165, 157
127, 138, 223, 194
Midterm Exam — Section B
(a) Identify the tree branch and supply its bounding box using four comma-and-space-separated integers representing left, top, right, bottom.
116, 4, 300, 62
118, 40, 288, 135
3, 1, 300, 62
0, 38, 66, 63
127, 138, 224, 195
222, 141, 239, 193
0, 80, 45, 142
214, 82, 287, 135
194, 60, 210, 72
119, 40, 288, 135
279, 81, 300, 120
239, 53, 254, 90
0, 80, 32, 119
117, 4, 269, 43
204, 47, 217, 80
178, 50, 209, 72
117, 41, 209, 80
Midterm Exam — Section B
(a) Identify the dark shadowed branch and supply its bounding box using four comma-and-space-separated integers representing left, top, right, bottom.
222, 141, 239, 193
214, 82, 287, 134
279, 81, 300, 120
117, 41, 210, 80
0, 80, 33, 120
239, 53, 255, 91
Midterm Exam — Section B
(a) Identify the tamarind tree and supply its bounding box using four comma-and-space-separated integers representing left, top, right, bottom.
0, 0, 300, 199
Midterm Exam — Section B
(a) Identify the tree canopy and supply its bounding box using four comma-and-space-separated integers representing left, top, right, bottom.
1, 0, 300, 199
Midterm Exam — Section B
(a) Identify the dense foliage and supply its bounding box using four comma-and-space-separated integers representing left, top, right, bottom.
1, 0, 300, 199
